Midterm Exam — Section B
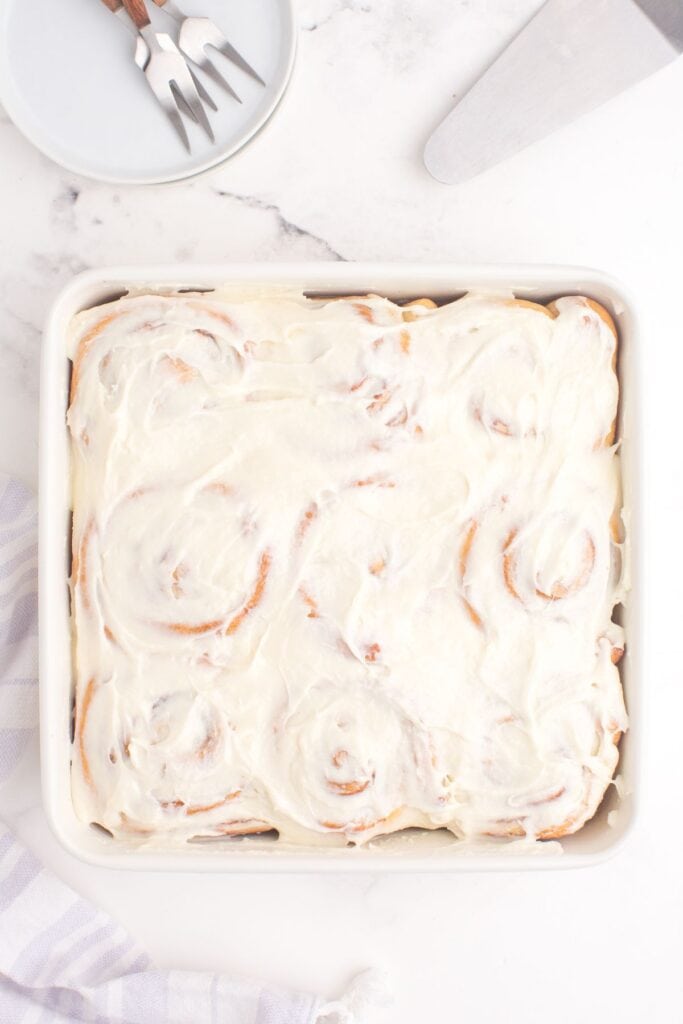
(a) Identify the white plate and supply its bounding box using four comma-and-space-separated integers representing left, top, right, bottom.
40, 263, 641, 872
0, 0, 296, 184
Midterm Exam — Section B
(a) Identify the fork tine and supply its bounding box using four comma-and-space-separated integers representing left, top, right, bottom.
173, 78, 215, 142
163, 101, 191, 152
215, 40, 265, 86
169, 82, 196, 124
189, 53, 242, 103
188, 68, 217, 112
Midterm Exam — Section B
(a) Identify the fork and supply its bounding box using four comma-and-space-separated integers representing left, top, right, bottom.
100, 0, 216, 130
121, 0, 214, 152
151, 0, 265, 102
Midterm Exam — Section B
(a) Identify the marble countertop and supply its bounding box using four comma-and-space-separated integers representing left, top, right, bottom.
1, 1, 682, 1019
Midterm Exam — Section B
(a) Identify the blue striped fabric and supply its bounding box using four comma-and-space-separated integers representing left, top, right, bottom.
0, 475, 344, 1024
0, 477, 38, 783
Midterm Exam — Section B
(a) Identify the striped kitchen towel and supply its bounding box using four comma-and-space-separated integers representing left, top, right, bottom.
0, 475, 38, 785
0, 476, 389, 1024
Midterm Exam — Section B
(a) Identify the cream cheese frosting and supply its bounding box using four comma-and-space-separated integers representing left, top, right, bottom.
67, 289, 628, 846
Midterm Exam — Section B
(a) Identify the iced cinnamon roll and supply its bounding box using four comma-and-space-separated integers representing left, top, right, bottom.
68, 288, 627, 845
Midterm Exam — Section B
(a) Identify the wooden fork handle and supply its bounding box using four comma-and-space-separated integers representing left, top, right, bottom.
121, 0, 151, 29
100, 0, 123, 11
151, 0, 168, 6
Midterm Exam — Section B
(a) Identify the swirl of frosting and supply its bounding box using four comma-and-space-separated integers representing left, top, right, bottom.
457, 464, 621, 639
87, 484, 273, 665
74, 665, 276, 837
267, 681, 428, 839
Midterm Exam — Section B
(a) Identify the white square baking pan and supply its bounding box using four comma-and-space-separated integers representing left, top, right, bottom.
39, 263, 640, 871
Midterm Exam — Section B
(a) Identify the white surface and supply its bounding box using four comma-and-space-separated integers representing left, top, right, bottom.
0, 0, 295, 183
0, 0, 681, 1018
41, 262, 639, 873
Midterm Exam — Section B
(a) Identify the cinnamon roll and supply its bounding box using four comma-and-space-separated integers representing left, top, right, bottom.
68, 288, 627, 845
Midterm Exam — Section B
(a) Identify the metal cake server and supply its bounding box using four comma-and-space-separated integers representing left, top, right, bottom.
424, 0, 683, 184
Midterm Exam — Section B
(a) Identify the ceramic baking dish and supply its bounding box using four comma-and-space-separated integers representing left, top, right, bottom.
39, 263, 640, 871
